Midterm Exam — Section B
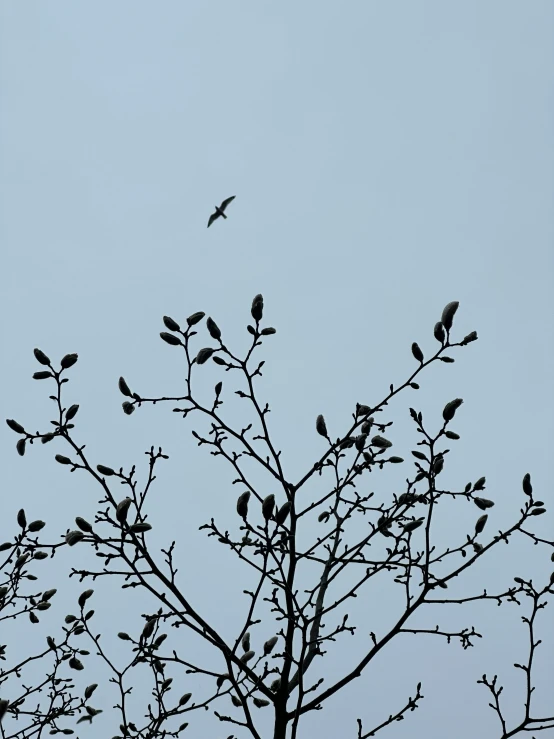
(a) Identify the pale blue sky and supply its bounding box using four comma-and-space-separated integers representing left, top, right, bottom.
1, 3, 553, 738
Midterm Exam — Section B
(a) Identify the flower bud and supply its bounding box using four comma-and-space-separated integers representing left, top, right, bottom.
236, 492, 250, 519
263, 636, 278, 655
129, 522, 152, 533
34, 348, 51, 366
433, 322, 446, 343
33, 371, 52, 380
61, 353, 78, 369
522, 473, 532, 496
206, 317, 222, 340
66, 530, 85, 546
316, 414, 327, 437
160, 332, 181, 346
442, 398, 463, 423
475, 514, 488, 534
474, 498, 494, 510
187, 311, 205, 326
153, 633, 167, 648
461, 331, 478, 345
84, 684, 98, 699
441, 301, 459, 331
76, 517, 93, 533
411, 342, 424, 362
78, 589, 94, 607
28, 520, 46, 532
251, 294, 264, 322
445, 431, 460, 440
195, 347, 214, 364
262, 494, 275, 521
6, 419, 25, 434
142, 618, 156, 640
119, 377, 132, 397
275, 501, 291, 525
377, 515, 393, 536
371, 435, 392, 448
46, 636, 56, 650
65, 405, 80, 424
116, 497, 133, 523
15, 553, 29, 568
403, 518, 424, 533
163, 316, 181, 332
433, 456, 444, 475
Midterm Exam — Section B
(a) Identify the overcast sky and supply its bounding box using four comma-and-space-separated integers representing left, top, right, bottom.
1, 3, 553, 738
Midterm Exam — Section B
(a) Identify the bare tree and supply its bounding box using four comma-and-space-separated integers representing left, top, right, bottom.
4, 297, 553, 739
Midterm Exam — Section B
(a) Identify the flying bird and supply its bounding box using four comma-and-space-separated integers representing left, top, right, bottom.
207, 196, 236, 228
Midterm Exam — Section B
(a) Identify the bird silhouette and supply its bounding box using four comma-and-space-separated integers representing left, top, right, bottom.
207, 196, 236, 228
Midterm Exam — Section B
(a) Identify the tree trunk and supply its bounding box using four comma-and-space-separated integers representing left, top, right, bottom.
273, 704, 288, 739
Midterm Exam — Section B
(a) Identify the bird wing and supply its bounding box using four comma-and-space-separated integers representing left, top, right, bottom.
219, 196, 236, 212
207, 211, 219, 228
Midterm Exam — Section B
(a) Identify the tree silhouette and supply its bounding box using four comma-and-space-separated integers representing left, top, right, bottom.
0, 511, 100, 735
3, 297, 553, 739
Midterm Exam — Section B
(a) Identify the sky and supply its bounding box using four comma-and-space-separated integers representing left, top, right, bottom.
1, 2, 553, 738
